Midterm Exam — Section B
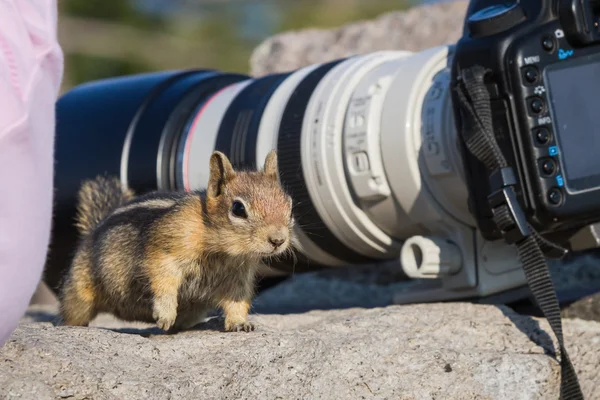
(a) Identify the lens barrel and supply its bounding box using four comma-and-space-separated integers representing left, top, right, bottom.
47, 46, 466, 292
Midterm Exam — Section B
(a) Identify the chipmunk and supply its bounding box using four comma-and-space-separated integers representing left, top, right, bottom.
58, 150, 294, 333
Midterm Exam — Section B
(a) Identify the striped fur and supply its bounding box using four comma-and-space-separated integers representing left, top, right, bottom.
59, 150, 294, 333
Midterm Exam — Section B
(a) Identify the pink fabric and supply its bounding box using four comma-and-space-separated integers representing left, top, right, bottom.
0, 0, 64, 346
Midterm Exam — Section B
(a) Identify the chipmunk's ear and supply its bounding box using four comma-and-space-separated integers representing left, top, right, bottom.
208, 151, 235, 197
263, 149, 278, 180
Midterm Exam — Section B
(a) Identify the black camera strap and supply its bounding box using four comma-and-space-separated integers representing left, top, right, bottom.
453, 65, 584, 400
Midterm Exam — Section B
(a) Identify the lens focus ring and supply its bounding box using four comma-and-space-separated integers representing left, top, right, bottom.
277, 59, 374, 264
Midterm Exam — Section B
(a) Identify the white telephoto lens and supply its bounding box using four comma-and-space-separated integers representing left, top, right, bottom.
178, 45, 474, 272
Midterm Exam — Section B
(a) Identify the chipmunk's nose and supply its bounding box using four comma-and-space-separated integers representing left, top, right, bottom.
268, 234, 286, 248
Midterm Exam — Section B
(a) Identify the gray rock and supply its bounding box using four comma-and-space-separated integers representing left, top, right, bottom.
3, 303, 600, 399
562, 291, 600, 321
250, 0, 469, 76
6, 3, 600, 400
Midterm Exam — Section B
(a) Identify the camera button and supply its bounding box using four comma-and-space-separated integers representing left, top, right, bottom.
534, 127, 551, 145
529, 97, 545, 114
523, 66, 539, 84
548, 188, 562, 205
542, 36, 555, 52
541, 158, 556, 176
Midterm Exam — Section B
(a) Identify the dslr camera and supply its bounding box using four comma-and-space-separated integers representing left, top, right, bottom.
47, 0, 600, 307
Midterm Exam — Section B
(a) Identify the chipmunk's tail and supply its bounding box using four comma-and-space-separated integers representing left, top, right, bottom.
74, 176, 135, 236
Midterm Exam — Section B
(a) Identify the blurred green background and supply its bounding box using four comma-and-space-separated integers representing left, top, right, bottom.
58, 0, 415, 92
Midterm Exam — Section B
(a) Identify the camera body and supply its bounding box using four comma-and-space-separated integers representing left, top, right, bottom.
451, 0, 600, 248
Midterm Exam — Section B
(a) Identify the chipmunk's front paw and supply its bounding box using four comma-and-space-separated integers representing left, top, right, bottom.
153, 303, 177, 332
225, 320, 255, 332
156, 315, 177, 332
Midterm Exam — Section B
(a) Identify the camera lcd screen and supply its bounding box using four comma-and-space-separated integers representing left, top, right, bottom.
545, 55, 600, 193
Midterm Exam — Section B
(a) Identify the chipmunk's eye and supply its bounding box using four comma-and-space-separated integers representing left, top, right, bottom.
231, 200, 247, 218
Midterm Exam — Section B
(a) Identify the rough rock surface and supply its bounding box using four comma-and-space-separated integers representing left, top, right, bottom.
2, 303, 600, 400
250, 0, 469, 76
562, 292, 600, 322
5, 2, 600, 399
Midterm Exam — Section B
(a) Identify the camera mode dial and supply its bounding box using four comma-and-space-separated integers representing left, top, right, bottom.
467, 3, 526, 37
